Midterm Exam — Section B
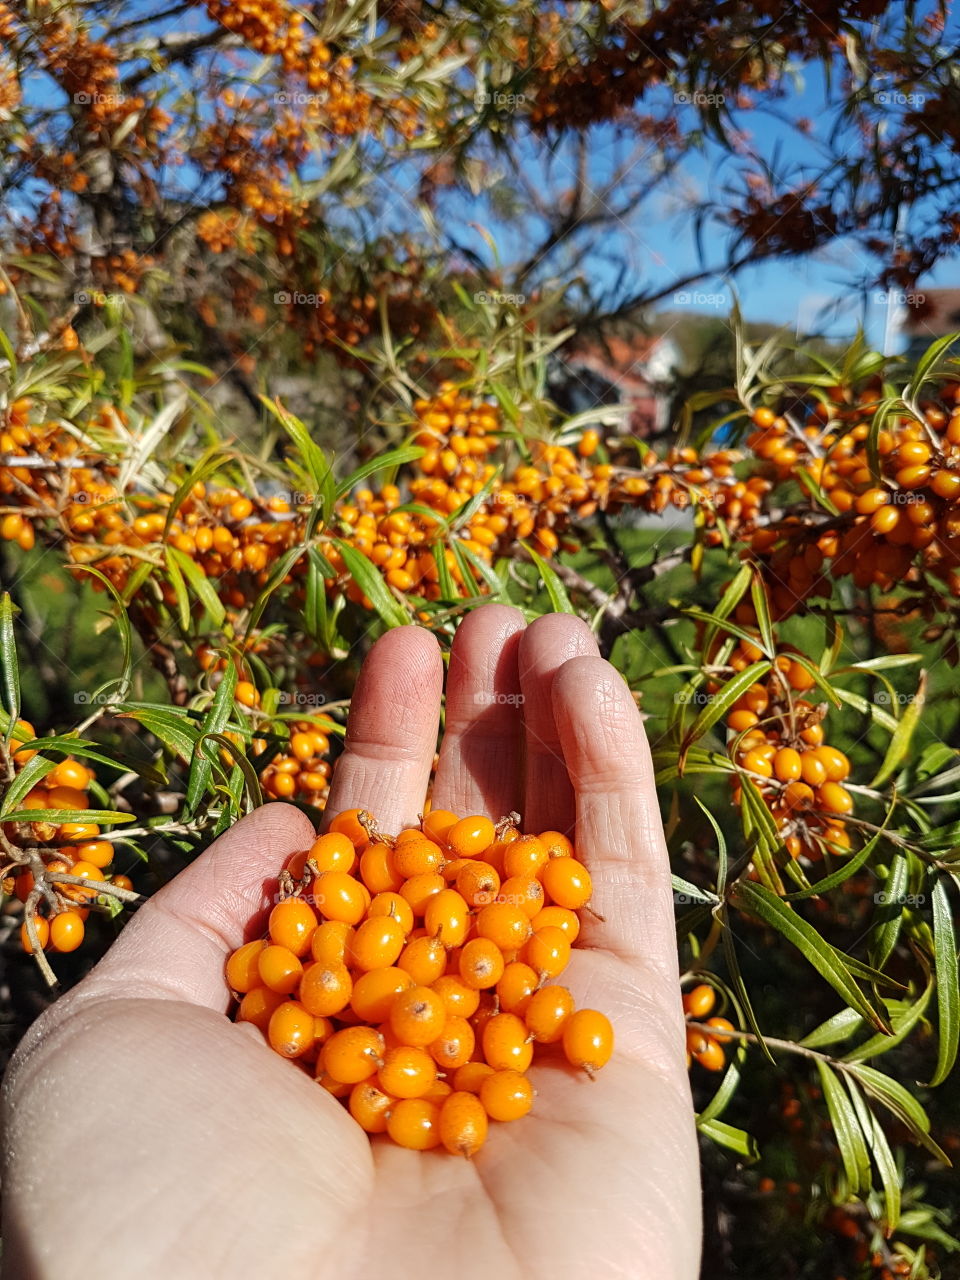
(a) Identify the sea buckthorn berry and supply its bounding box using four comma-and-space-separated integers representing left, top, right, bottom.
398, 935, 448, 985
259, 945, 305, 995
424, 888, 470, 946
421, 808, 459, 845
524, 984, 574, 1043
60, 860, 102, 904
742, 748, 773, 778
540, 858, 592, 910
496, 962, 539, 1014
562, 1009, 614, 1074
932, 469, 960, 499
49, 910, 85, 953
20, 916, 49, 953
499, 874, 545, 919
367, 891, 414, 934
308, 832, 357, 874
455, 860, 500, 907
269, 898, 318, 956
538, 830, 574, 859
772, 747, 802, 782
236, 985, 286, 1033
390, 985, 446, 1046
349, 916, 407, 971
316, 1071, 352, 1098
728, 709, 760, 734
321, 1026, 386, 1083
424, 1080, 454, 1102
359, 842, 402, 893
429, 1015, 475, 1070
73, 839, 112, 869
393, 835, 444, 878
799, 752, 827, 787
226, 939, 267, 993
446, 815, 495, 858
483, 1012, 534, 1072
459, 937, 505, 989
350, 966, 414, 1022
46, 785, 89, 811
819, 781, 853, 814
299, 963, 352, 1016
503, 834, 549, 878
480, 1070, 535, 1122
476, 901, 531, 951
816, 746, 850, 781
386, 1098, 442, 1149
530, 905, 580, 942
268, 1000, 317, 1058
349, 1081, 395, 1134
693, 1036, 725, 1072
439, 1091, 488, 1158
328, 809, 368, 849
432, 975, 480, 1018
311, 920, 354, 966
452, 1062, 496, 1093
522, 925, 571, 979
314, 870, 368, 924
399, 872, 445, 915
783, 781, 815, 811
706, 1016, 736, 1041
682, 984, 715, 1018
47, 759, 90, 790
378, 1045, 437, 1099
111, 874, 133, 892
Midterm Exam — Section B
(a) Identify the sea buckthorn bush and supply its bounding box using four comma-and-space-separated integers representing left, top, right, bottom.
3, 308, 960, 1278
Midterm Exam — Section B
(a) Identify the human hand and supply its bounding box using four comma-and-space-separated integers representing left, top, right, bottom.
1, 604, 701, 1280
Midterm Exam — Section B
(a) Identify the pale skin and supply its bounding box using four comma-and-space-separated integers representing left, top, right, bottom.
1, 605, 702, 1280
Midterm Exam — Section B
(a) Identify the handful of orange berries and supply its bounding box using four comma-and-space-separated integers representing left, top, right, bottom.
225, 808, 614, 1157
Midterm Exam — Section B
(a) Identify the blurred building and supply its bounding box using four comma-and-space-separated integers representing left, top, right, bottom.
901, 288, 960, 362
549, 334, 679, 436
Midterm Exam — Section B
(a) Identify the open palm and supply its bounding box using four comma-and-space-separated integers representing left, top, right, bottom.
2, 605, 701, 1280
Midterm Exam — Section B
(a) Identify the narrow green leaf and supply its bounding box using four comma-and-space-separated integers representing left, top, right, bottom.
905, 333, 959, 402
432, 544, 458, 601
185, 665, 238, 816
800, 1007, 865, 1049
720, 906, 774, 1064
928, 877, 959, 1086
671, 874, 719, 906
749, 573, 776, 657
844, 983, 933, 1063
333, 540, 409, 629
696, 1116, 760, 1162
700, 563, 753, 660
871, 671, 927, 788
334, 444, 425, 501
0, 593, 19, 737
817, 1060, 871, 1193
203, 731, 263, 813
870, 853, 910, 970
864, 1102, 901, 1232
850, 1064, 950, 1163
522, 544, 575, 614
0, 754, 58, 816
681, 661, 772, 760
117, 704, 200, 761
788, 812, 889, 900
731, 880, 892, 1032
162, 448, 233, 538
3, 807, 134, 825
163, 547, 192, 631
166, 545, 226, 629
73, 567, 133, 700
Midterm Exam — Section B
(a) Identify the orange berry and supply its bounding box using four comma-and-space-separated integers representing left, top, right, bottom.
562, 1009, 614, 1073
538, 830, 574, 859
819, 781, 853, 814
299, 962, 352, 1015
540, 857, 592, 909
524, 984, 574, 1043
378, 1045, 437, 1099
349, 1080, 395, 1134
308, 831, 356, 874
314, 870, 368, 924
496, 961, 539, 1016
73, 839, 112, 869
429, 1015, 475, 1070
310, 919, 354, 966
499, 874, 545, 919
705, 1016, 736, 1041
236, 986, 286, 1034
452, 1061, 495, 1093
399, 871, 445, 916
816, 746, 850, 781
458, 937, 505, 989
111, 874, 133, 892
349, 916, 407, 971
455, 860, 500, 907
328, 808, 368, 849
47, 759, 91, 790
480, 1069, 534, 1122
728, 709, 759, 733
386, 1098, 442, 1149
476, 901, 532, 951
693, 1036, 725, 1071
49, 910, 85, 953
446, 815, 495, 858
258, 944, 303, 995
359, 842, 402, 893
682, 984, 715, 1018
772, 747, 802, 782
431, 975, 480, 1018
235, 680, 259, 707
398, 934, 448, 985
350, 966, 414, 1022
502, 834, 549, 878
931, 469, 960, 500
226, 939, 266, 993
530, 905, 580, 942
268, 898, 318, 956
522, 925, 571, 979
20, 915, 49, 953
390, 985, 446, 1046
783, 781, 815, 811
268, 1000, 317, 1058
393, 836, 445, 878
438, 1091, 488, 1157
321, 1026, 386, 1083
799, 751, 827, 787
421, 808, 459, 844
424, 888, 470, 946
483, 1012, 534, 1072
367, 891, 415, 934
